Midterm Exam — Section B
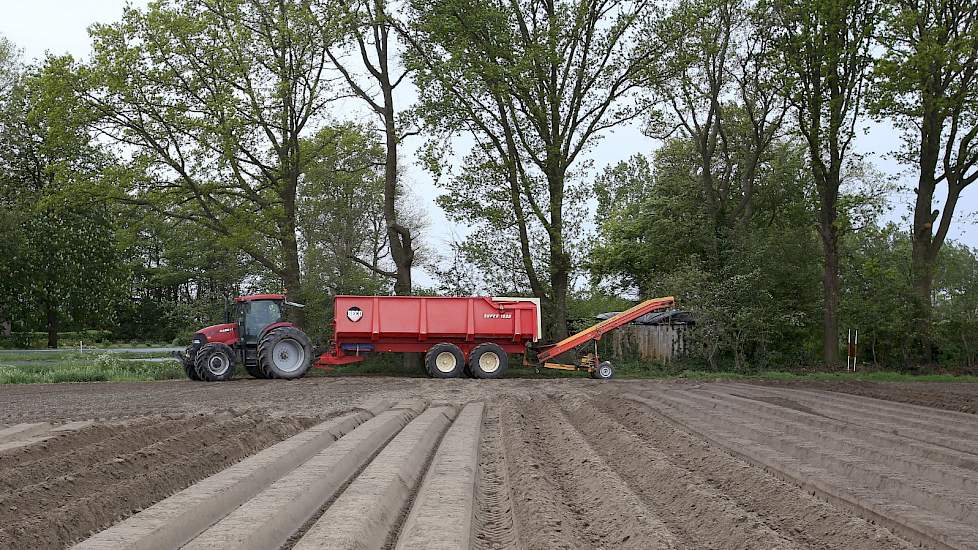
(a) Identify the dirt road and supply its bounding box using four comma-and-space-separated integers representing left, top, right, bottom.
0, 378, 976, 549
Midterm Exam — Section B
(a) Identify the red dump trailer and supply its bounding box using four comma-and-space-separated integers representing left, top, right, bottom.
315, 296, 541, 378
315, 294, 675, 379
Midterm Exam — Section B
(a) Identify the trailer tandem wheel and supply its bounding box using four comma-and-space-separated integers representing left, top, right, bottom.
468, 343, 508, 379
424, 343, 465, 378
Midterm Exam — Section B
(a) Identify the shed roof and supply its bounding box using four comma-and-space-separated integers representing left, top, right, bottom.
595, 309, 693, 325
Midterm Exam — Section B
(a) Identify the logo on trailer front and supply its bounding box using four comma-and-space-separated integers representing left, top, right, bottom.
347, 306, 363, 322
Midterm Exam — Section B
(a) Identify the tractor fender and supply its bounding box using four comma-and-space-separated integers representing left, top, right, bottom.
259, 321, 297, 339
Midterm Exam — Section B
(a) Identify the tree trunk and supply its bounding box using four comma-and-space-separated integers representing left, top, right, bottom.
46, 302, 58, 349
547, 169, 569, 340
819, 219, 840, 366
382, 91, 413, 297
282, 170, 306, 327
910, 244, 936, 364
910, 102, 942, 364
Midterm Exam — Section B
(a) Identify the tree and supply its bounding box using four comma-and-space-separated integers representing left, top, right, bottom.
0, 57, 123, 347
590, 135, 821, 369
768, 0, 879, 365
871, 0, 978, 361
326, 0, 417, 295
648, 0, 787, 254
405, 0, 656, 337
81, 0, 346, 324
300, 124, 392, 338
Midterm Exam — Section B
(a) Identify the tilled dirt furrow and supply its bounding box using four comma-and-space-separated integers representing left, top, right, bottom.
732, 383, 978, 430
471, 406, 522, 550
596, 395, 916, 550
182, 400, 426, 550
394, 402, 483, 550
499, 398, 588, 549
0, 413, 266, 526
646, 389, 978, 525
73, 402, 391, 550
627, 391, 978, 550
0, 415, 211, 493
702, 387, 978, 473
505, 397, 680, 549
0, 417, 162, 468
0, 414, 316, 550
292, 406, 456, 550
729, 384, 978, 449
563, 400, 802, 550
681, 388, 978, 494
0, 422, 54, 443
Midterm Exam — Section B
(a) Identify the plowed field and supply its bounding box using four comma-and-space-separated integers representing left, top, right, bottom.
1, 378, 975, 549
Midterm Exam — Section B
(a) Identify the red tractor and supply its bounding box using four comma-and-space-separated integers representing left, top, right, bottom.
177, 294, 313, 381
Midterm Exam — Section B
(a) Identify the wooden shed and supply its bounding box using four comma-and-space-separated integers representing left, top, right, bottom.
595, 309, 692, 363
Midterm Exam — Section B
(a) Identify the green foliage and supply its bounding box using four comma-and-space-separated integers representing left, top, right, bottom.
0, 57, 125, 346
0, 358, 183, 384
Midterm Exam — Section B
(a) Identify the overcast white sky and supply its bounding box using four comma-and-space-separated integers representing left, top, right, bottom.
1, 0, 974, 279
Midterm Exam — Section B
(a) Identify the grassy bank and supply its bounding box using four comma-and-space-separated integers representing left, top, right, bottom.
0, 354, 182, 384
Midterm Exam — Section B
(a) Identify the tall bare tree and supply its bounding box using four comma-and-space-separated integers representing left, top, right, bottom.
326, 0, 417, 295
872, 0, 978, 361
769, 0, 879, 365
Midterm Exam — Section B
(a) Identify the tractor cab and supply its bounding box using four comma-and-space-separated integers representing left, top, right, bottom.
178, 293, 313, 382
234, 294, 286, 345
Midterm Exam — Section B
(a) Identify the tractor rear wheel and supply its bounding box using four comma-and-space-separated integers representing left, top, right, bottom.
424, 343, 465, 378
194, 343, 237, 382
468, 343, 508, 379
258, 327, 312, 380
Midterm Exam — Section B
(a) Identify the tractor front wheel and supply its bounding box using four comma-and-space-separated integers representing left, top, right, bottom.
258, 327, 312, 380
194, 343, 237, 382
182, 349, 202, 381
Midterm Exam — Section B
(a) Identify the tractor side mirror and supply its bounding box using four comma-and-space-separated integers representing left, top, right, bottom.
224, 300, 232, 324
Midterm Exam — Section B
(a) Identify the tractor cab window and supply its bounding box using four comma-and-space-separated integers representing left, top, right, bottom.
240, 300, 282, 340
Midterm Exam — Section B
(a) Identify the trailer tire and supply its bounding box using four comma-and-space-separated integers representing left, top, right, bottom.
194, 343, 236, 382
425, 343, 465, 378
258, 327, 312, 380
592, 361, 614, 380
468, 343, 508, 379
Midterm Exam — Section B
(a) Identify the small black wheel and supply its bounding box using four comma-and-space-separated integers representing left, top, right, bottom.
258, 327, 312, 380
424, 343, 465, 378
468, 343, 508, 379
194, 343, 236, 382
592, 361, 614, 380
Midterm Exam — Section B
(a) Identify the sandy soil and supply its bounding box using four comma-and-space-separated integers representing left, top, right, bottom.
1, 377, 976, 549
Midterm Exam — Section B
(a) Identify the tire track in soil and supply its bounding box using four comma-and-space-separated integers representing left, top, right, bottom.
0, 416, 211, 493
562, 400, 800, 550
595, 395, 915, 550
0, 413, 317, 550
501, 397, 679, 550
472, 405, 522, 550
